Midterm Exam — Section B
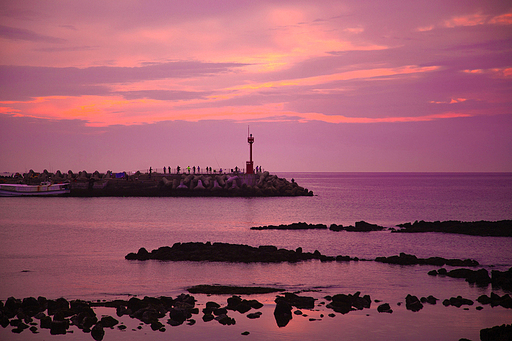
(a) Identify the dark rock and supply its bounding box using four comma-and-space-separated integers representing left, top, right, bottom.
375, 253, 479, 267
91, 323, 105, 341
100, 315, 118, 328
274, 300, 292, 327
491, 267, 512, 291
21, 297, 40, 317
377, 303, 393, 313
443, 296, 473, 307
405, 295, 423, 312
215, 314, 236, 325
49, 320, 69, 335
188, 284, 285, 294
326, 292, 371, 314
480, 323, 512, 341
251, 222, 328, 230
202, 314, 214, 322
275, 293, 316, 309
395, 220, 512, 237
247, 312, 262, 319
446, 268, 491, 286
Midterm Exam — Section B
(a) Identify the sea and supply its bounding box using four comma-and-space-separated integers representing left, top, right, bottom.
1, 172, 511, 341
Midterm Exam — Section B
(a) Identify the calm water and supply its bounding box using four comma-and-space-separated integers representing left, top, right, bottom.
1, 172, 511, 340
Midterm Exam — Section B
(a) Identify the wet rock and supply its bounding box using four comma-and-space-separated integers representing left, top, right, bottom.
127, 242, 337, 263
442, 296, 473, 308
215, 314, 236, 325
491, 267, 512, 291
326, 292, 371, 314
405, 295, 423, 312
376, 253, 479, 267
446, 268, 491, 286
247, 312, 262, 319
91, 323, 105, 341
395, 220, 512, 237
49, 319, 69, 335
99, 315, 118, 328
377, 303, 393, 313
274, 300, 292, 327
477, 293, 512, 308
275, 293, 316, 309
480, 323, 512, 341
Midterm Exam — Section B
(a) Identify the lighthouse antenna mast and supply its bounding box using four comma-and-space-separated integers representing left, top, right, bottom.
246, 126, 254, 174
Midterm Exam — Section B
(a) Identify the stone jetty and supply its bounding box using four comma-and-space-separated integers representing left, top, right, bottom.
1, 170, 312, 197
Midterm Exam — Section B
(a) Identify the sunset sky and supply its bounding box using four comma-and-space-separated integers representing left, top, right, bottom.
1, 1, 511, 173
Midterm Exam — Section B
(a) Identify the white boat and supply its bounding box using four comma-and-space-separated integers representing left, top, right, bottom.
0, 182, 70, 196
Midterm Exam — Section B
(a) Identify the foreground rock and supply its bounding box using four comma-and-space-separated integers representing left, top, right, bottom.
480, 323, 512, 341
251, 221, 385, 232
375, 253, 479, 267
125, 242, 349, 263
324, 292, 371, 314
394, 220, 512, 237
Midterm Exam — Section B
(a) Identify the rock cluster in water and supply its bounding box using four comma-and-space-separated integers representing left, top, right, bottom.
394, 220, 512, 237
125, 242, 357, 263
428, 267, 512, 291
375, 252, 479, 267
251, 221, 385, 232
2, 290, 511, 339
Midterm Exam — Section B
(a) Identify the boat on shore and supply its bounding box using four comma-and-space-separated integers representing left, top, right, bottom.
0, 182, 70, 196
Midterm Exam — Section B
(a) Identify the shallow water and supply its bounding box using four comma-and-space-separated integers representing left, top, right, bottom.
0, 172, 511, 340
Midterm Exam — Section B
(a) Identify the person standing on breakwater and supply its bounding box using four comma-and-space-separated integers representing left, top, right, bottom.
168, 167, 171, 174
177, 166, 180, 173
187, 166, 191, 174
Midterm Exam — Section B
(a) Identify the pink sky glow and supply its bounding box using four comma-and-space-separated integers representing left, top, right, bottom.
1, 0, 511, 173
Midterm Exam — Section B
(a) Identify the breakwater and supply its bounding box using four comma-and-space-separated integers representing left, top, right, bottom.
2, 170, 313, 197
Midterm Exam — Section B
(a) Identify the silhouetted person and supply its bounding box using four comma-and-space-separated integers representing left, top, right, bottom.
177, 166, 180, 173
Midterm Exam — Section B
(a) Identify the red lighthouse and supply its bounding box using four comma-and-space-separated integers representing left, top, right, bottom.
246, 133, 254, 174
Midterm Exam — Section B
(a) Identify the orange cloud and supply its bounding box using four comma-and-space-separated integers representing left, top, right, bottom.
489, 12, 512, 25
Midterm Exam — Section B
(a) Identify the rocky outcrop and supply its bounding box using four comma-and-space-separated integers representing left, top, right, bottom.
394, 220, 512, 237
324, 292, 371, 314
480, 324, 512, 341
445, 268, 490, 286
251, 221, 384, 232
442, 296, 474, 308
375, 253, 479, 267
477, 293, 512, 308
187, 285, 285, 295
125, 242, 341, 263
491, 267, 512, 291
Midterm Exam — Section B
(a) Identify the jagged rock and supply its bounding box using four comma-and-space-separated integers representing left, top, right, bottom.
405, 294, 423, 312
375, 253, 479, 267
480, 323, 512, 341
274, 300, 292, 327
442, 296, 473, 307
377, 303, 393, 313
